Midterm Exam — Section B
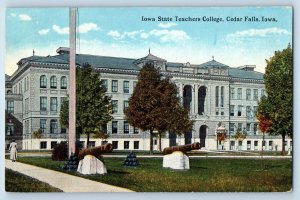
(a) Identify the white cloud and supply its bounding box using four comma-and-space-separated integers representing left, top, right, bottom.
149, 29, 190, 43
19, 14, 32, 21
158, 22, 177, 28
10, 13, 16, 17
107, 30, 144, 40
227, 27, 291, 38
107, 30, 122, 39
78, 23, 100, 33
52, 25, 69, 35
140, 32, 149, 39
38, 29, 50, 35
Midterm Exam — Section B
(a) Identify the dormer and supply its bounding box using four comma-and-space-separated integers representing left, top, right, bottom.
134, 49, 167, 70
198, 58, 229, 76
237, 65, 256, 71
56, 47, 70, 55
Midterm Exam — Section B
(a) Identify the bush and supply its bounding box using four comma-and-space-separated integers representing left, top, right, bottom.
51, 142, 68, 161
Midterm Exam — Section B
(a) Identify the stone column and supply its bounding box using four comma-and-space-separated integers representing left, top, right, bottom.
194, 84, 199, 115
179, 83, 183, 104
191, 86, 195, 114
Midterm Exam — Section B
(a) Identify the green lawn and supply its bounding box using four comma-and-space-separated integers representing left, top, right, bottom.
5, 168, 62, 192
16, 156, 292, 192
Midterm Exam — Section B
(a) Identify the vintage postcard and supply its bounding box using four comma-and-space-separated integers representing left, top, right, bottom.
5, 7, 292, 192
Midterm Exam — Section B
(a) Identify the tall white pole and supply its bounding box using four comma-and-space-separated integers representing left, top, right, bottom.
69, 8, 76, 157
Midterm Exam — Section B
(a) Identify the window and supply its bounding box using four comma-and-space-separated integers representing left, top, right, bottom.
100, 124, 107, 134
229, 123, 235, 134
230, 141, 235, 150
134, 127, 139, 134
50, 76, 57, 89
254, 141, 258, 150
112, 121, 118, 134
101, 79, 107, 92
6, 125, 14, 136
253, 89, 258, 101
134, 141, 139, 149
238, 123, 242, 131
124, 121, 129, 134
27, 76, 29, 91
246, 106, 251, 118
40, 97, 47, 111
269, 141, 273, 150
215, 109, 219, 115
7, 100, 14, 114
112, 80, 118, 92
247, 141, 251, 150
261, 89, 265, 97
238, 105, 242, 116
24, 77, 27, 91
51, 141, 57, 149
123, 81, 129, 93
215, 86, 219, 107
40, 142, 47, 149
112, 141, 118, 149
124, 100, 129, 111
89, 141, 96, 148
220, 86, 224, 107
253, 106, 257, 116
246, 123, 251, 132
40, 75, 47, 88
40, 119, 47, 133
237, 88, 242, 100
61, 76, 67, 89
50, 97, 57, 112
124, 141, 130, 149
112, 100, 118, 114
133, 81, 137, 90
50, 119, 58, 134
246, 89, 251, 100
221, 111, 224, 116
253, 123, 258, 135
25, 98, 29, 114
230, 88, 235, 99
230, 105, 234, 116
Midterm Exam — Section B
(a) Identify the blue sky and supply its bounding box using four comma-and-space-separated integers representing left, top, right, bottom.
5, 7, 292, 75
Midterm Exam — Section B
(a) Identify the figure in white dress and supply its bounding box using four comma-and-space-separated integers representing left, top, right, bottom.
9, 139, 18, 162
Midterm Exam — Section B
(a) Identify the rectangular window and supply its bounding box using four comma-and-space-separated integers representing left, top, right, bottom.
261, 89, 265, 97
253, 89, 258, 101
134, 126, 139, 134
100, 124, 107, 134
112, 80, 118, 92
247, 141, 251, 150
238, 105, 242, 116
246, 89, 251, 100
238, 123, 242, 131
40, 141, 47, 149
40, 119, 47, 133
254, 141, 258, 150
89, 141, 96, 148
7, 100, 14, 114
229, 123, 235, 134
124, 141, 130, 149
50, 97, 57, 112
246, 106, 251, 118
269, 141, 273, 150
230, 141, 235, 150
112, 141, 118, 149
123, 81, 129, 93
101, 79, 108, 92
50, 120, 58, 134
124, 100, 129, 111
215, 86, 219, 107
237, 88, 242, 100
221, 111, 224, 116
230, 105, 234, 116
124, 121, 129, 134
253, 106, 257, 116
112, 121, 118, 134
220, 86, 224, 107
51, 141, 57, 149
6, 125, 14, 136
40, 97, 47, 111
246, 123, 251, 132
253, 123, 258, 135
112, 100, 118, 114
134, 141, 139, 149
230, 88, 235, 99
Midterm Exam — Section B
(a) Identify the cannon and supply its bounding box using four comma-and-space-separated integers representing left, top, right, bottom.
78, 143, 113, 160
162, 142, 201, 155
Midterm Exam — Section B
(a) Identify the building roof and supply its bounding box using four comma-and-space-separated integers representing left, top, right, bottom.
16, 49, 264, 80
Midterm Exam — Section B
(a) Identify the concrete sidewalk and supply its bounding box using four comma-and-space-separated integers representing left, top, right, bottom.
5, 159, 133, 192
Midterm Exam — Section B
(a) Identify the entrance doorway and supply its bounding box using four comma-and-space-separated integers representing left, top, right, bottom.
199, 125, 207, 148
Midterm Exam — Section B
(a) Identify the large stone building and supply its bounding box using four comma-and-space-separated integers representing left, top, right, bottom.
5, 47, 292, 152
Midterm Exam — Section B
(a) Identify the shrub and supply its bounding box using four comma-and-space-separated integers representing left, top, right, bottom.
32, 129, 42, 139
51, 142, 68, 161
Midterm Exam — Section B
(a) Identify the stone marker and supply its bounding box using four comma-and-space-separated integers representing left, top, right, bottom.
77, 155, 107, 175
163, 151, 190, 170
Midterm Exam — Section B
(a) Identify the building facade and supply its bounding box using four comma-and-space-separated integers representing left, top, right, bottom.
5, 47, 292, 152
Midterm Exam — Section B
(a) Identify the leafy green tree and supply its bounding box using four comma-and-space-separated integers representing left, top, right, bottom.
125, 63, 193, 154
257, 44, 292, 154
60, 63, 112, 148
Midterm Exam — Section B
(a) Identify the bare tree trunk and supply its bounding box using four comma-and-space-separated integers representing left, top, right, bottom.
282, 133, 286, 155
150, 129, 153, 155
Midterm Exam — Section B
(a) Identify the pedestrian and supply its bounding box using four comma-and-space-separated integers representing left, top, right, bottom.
9, 139, 18, 162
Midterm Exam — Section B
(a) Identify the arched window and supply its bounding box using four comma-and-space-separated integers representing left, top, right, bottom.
215, 86, 219, 107
221, 86, 224, 107
61, 76, 67, 89
50, 76, 57, 89
183, 85, 192, 112
198, 86, 206, 115
7, 90, 12, 94
40, 75, 47, 88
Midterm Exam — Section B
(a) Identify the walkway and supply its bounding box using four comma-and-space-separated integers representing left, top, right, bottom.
5, 159, 133, 192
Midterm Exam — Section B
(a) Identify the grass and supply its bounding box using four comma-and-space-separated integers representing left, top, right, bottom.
16, 156, 292, 192
5, 168, 62, 192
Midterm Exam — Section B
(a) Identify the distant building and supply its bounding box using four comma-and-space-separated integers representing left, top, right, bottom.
5, 47, 292, 151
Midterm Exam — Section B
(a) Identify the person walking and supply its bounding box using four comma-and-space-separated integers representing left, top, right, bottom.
9, 139, 18, 162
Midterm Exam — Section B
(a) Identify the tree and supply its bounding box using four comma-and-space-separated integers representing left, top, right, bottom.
257, 44, 292, 154
125, 63, 193, 154
60, 63, 112, 148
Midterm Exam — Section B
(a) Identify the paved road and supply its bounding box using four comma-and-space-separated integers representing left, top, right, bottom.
5, 159, 133, 192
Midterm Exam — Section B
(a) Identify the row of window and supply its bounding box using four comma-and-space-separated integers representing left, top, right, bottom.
229, 140, 292, 151
101, 79, 137, 93
215, 86, 225, 107
13, 75, 30, 94
112, 100, 129, 114
40, 75, 67, 89
111, 121, 139, 134
40, 97, 67, 112
6, 100, 14, 114
230, 105, 258, 118
112, 141, 140, 150
229, 122, 258, 134
39, 119, 64, 134
230, 88, 265, 101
